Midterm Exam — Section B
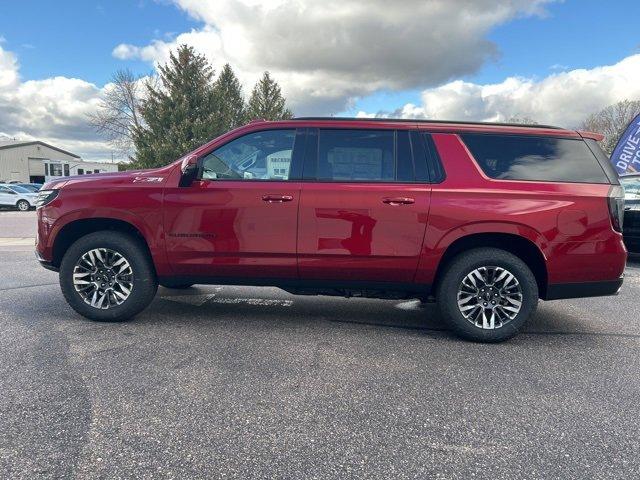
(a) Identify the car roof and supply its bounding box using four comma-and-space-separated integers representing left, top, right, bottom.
293, 116, 563, 130
240, 117, 583, 138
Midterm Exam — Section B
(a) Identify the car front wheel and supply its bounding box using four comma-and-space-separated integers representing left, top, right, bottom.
437, 247, 538, 342
16, 200, 30, 211
59, 231, 158, 322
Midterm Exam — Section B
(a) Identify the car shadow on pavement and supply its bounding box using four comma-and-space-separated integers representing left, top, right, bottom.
149, 286, 597, 340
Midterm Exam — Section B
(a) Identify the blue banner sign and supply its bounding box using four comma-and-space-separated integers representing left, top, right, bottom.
611, 113, 640, 175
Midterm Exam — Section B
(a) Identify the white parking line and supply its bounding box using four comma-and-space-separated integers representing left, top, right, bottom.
0, 237, 34, 246
161, 293, 293, 308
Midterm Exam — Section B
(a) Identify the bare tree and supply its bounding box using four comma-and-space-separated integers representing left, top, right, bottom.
88, 69, 145, 158
581, 100, 640, 155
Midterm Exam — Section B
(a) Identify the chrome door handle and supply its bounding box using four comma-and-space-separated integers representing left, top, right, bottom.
382, 197, 415, 205
262, 194, 294, 203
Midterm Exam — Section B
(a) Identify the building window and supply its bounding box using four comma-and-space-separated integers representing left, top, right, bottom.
78, 168, 84, 175
44, 164, 49, 176
94, 169, 100, 174
50, 164, 62, 176
63, 164, 70, 176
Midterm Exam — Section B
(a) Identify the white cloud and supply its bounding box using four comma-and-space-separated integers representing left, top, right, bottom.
0, 45, 113, 160
362, 54, 640, 128
113, 0, 558, 114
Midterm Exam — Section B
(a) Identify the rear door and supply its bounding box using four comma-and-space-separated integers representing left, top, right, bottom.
163, 128, 305, 278
297, 128, 431, 283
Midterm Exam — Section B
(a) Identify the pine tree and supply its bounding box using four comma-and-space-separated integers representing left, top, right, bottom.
245, 72, 293, 122
214, 64, 246, 132
132, 45, 223, 168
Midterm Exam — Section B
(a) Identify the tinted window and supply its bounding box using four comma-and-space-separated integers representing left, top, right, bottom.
318, 129, 396, 182
10, 185, 30, 193
461, 134, 609, 184
584, 138, 619, 184
202, 129, 295, 181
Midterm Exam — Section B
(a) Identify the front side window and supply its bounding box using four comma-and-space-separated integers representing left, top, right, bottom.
461, 134, 609, 184
201, 129, 296, 181
318, 129, 395, 181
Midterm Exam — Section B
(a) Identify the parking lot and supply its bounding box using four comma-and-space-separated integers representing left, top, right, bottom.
1, 210, 640, 479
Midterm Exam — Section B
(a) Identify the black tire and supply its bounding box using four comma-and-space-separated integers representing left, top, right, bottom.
59, 231, 158, 322
437, 247, 538, 342
16, 200, 30, 211
159, 282, 194, 289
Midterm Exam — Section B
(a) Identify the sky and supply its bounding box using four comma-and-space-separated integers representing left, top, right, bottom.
0, 0, 639, 161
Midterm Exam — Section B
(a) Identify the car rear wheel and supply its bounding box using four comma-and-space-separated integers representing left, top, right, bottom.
16, 200, 30, 211
59, 231, 158, 322
437, 247, 538, 342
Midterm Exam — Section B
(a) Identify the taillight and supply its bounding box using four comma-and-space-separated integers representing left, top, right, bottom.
608, 185, 625, 232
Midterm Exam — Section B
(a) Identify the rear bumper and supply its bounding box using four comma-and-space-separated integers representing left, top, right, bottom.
543, 277, 624, 300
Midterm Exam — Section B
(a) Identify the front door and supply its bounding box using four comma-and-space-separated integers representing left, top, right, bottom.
163, 128, 304, 279
297, 128, 431, 283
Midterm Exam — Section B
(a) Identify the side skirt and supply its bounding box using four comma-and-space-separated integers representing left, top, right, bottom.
158, 276, 432, 300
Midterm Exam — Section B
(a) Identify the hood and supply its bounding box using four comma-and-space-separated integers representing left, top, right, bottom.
42, 164, 177, 191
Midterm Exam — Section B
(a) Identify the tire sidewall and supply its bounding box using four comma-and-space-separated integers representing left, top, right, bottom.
438, 248, 538, 342
17, 200, 29, 211
59, 231, 157, 322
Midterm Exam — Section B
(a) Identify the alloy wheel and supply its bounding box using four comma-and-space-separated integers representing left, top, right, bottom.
456, 266, 523, 329
72, 248, 134, 309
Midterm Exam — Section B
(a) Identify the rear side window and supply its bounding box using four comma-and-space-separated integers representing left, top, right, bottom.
461, 134, 609, 184
317, 129, 400, 182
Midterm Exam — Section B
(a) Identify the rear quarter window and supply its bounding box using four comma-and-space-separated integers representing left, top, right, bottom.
461, 133, 610, 184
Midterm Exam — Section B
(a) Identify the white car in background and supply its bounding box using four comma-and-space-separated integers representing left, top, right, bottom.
0, 184, 38, 211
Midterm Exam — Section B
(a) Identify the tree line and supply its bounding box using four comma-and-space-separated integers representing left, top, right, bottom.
90, 45, 292, 169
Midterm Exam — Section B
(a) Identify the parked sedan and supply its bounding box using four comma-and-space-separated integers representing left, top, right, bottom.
15, 183, 43, 192
620, 174, 640, 253
0, 184, 38, 211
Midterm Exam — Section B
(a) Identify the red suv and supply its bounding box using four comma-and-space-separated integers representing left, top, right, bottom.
35, 118, 627, 342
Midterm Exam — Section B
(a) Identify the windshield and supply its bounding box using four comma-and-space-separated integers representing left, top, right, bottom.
9, 185, 31, 193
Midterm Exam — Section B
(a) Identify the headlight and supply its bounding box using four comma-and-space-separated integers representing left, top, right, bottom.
35, 189, 59, 208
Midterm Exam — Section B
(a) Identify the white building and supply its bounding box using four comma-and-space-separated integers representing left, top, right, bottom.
0, 140, 118, 184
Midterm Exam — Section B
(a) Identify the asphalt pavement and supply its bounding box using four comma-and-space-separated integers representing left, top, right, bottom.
1, 210, 640, 479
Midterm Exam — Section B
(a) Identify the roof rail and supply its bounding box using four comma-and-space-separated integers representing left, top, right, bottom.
291, 116, 563, 130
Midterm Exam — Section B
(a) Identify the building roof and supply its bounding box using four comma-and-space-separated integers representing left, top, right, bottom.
0, 140, 80, 158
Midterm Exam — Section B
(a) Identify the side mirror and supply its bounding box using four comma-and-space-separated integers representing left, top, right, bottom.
179, 154, 199, 187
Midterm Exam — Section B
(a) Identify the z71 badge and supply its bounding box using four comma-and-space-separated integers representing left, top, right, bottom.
133, 176, 164, 183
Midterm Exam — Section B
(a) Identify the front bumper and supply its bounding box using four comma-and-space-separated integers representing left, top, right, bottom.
544, 276, 624, 300
35, 249, 58, 272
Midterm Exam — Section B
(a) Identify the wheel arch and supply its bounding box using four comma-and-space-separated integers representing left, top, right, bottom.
432, 232, 549, 298
51, 217, 154, 270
